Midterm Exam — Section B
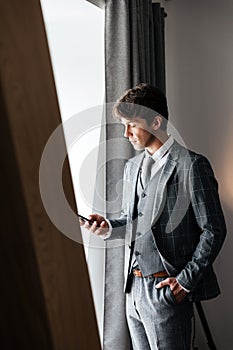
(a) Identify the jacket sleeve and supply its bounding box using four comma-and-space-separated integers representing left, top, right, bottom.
176, 155, 227, 291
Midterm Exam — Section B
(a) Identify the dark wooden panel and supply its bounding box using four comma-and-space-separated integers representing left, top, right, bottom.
0, 1, 101, 349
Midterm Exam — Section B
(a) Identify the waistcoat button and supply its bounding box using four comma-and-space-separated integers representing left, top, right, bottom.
135, 251, 141, 256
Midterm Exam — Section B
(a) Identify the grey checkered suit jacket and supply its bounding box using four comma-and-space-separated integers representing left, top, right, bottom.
109, 141, 226, 302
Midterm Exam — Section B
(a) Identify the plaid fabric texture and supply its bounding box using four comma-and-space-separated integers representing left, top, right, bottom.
109, 141, 226, 301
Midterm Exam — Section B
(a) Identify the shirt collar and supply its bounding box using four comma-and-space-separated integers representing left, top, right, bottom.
144, 135, 174, 162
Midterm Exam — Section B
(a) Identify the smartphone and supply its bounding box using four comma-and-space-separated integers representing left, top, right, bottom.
78, 214, 94, 225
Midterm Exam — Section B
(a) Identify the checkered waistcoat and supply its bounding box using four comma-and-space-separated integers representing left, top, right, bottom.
129, 165, 165, 275
109, 141, 226, 302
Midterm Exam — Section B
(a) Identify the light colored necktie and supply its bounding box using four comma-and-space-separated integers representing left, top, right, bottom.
141, 156, 155, 188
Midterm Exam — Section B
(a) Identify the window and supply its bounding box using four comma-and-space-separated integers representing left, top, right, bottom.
40, 0, 105, 342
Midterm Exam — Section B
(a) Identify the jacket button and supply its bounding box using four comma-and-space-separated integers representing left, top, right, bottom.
138, 212, 143, 217
136, 232, 142, 237
142, 193, 146, 198
135, 251, 141, 256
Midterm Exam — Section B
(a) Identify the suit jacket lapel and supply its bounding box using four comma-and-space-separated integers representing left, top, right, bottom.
151, 144, 179, 227
128, 152, 144, 219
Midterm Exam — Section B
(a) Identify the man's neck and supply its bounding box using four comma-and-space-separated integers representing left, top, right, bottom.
146, 132, 169, 155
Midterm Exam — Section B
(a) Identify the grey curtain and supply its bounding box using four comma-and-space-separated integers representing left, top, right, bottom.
103, 1, 166, 349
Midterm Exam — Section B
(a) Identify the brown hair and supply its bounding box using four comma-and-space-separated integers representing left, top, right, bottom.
113, 83, 169, 130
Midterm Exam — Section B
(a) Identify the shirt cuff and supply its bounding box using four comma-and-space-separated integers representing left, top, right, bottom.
176, 279, 190, 293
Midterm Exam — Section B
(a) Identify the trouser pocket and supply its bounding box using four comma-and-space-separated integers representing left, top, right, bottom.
164, 285, 177, 305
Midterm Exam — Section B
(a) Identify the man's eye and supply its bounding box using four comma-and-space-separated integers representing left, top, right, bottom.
130, 124, 136, 127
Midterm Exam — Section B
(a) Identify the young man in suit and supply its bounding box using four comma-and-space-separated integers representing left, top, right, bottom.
80, 83, 226, 350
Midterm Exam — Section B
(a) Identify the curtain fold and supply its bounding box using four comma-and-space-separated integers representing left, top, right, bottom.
103, 1, 166, 349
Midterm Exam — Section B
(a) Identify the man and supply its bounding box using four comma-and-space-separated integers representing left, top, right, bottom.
80, 83, 226, 349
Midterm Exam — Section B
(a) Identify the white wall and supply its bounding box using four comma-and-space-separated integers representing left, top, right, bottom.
164, 0, 233, 348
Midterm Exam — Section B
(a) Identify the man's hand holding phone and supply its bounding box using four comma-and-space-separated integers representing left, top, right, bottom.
79, 214, 109, 237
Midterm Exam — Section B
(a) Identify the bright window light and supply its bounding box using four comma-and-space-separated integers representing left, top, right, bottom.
40, 0, 105, 343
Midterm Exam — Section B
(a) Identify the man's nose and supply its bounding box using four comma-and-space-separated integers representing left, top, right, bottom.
124, 125, 130, 138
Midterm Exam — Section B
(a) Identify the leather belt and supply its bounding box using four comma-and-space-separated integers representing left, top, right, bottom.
133, 269, 169, 278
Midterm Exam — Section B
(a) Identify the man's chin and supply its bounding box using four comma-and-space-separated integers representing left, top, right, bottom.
131, 142, 145, 151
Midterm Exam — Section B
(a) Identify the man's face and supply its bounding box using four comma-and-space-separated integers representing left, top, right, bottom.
120, 117, 156, 151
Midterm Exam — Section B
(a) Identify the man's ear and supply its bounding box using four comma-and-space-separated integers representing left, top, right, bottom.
152, 115, 162, 130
